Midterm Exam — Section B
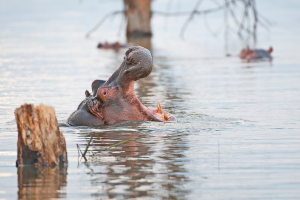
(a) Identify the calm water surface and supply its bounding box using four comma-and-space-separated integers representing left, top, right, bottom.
0, 0, 300, 199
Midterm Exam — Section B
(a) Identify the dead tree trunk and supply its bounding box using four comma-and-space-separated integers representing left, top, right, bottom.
15, 103, 67, 167
124, 0, 152, 37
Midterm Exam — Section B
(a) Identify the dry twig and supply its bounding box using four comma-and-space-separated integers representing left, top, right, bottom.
86, 10, 124, 37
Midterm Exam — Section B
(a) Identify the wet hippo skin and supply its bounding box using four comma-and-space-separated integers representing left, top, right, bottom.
67, 46, 176, 126
67, 80, 106, 126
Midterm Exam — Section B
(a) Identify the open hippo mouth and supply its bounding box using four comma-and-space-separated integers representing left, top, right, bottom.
82, 46, 176, 126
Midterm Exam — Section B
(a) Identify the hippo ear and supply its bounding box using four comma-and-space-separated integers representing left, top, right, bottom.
268, 46, 273, 54
92, 80, 106, 96
85, 90, 91, 97
246, 46, 250, 52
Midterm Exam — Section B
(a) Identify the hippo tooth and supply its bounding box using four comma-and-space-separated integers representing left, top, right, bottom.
163, 112, 171, 121
156, 112, 163, 120
157, 101, 162, 114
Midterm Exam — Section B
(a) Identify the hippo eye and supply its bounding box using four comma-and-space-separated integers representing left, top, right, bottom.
103, 91, 106, 95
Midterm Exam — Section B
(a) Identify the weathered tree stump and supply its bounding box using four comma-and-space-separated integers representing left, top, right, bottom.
15, 103, 67, 167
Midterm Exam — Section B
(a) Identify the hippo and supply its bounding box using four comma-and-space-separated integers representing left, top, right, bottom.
97, 41, 127, 51
67, 46, 176, 126
239, 46, 273, 62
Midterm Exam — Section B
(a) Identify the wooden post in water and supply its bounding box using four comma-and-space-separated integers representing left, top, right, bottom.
124, 0, 152, 37
15, 103, 67, 167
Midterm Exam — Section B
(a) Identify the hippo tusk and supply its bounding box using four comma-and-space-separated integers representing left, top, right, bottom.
157, 101, 172, 121
164, 111, 171, 121
157, 101, 162, 114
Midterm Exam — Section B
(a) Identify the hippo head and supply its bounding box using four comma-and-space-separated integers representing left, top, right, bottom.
89, 46, 176, 125
239, 46, 252, 59
239, 48, 247, 59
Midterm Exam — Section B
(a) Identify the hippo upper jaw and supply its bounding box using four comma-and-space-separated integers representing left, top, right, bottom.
102, 46, 153, 92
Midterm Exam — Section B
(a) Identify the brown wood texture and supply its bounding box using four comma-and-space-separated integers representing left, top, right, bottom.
15, 103, 67, 167
124, 0, 152, 37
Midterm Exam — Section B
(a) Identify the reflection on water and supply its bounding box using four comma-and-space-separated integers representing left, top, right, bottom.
75, 127, 191, 199
17, 166, 67, 200
68, 112, 244, 199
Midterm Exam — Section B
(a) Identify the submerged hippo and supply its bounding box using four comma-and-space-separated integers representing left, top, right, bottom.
239, 46, 273, 62
97, 41, 127, 51
67, 46, 176, 126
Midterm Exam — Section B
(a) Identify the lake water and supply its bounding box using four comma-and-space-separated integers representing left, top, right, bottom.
1, 0, 300, 199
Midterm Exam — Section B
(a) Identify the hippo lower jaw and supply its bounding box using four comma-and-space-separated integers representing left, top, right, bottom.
122, 94, 177, 123
101, 100, 176, 125
120, 81, 176, 123
148, 101, 176, 122
89, 82, 176, 125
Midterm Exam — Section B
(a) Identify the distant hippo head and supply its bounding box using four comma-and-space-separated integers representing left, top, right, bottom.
88, 46, 176, 125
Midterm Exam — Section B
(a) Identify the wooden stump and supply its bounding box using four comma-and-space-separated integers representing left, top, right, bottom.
124, 0, 152, 37
15, 103, 67, 167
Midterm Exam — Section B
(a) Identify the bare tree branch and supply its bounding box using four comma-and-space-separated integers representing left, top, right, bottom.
180, 1, 227, 38
203, 13, 223, 37
85, 0, 271, 48
86, 10, 124, 37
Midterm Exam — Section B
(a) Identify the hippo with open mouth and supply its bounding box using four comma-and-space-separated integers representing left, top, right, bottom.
67, 46, 176, 126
